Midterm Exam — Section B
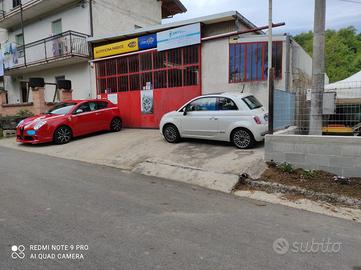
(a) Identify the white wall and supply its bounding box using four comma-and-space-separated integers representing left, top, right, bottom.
92, 0, 162, 37
201, 36, 287, 108
5, 62, 90, 103
7, 4, 91, 44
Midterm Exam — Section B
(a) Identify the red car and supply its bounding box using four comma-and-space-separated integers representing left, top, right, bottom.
16, 99, 122, 144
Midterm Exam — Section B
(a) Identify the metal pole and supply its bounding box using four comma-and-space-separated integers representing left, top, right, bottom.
268, 0, 274, 135
309, 0, 326, 135
20, 4, 26, 67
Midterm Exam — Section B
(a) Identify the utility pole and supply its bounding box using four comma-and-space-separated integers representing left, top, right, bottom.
268, 0, 274, 135
309, 0, 326, 135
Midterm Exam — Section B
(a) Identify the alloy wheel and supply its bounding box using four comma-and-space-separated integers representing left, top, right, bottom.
55, 127, 71, 144
111, 118, 122, 132
233, 129, 252, 149
164, 125, 179, 143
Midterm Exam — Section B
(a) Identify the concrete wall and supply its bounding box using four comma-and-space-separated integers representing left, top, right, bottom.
201, 36, 287, 108
2, 0, 163, 103
92, 0, 162, 37
201, 34, 313, 109
5, 62, 90, 103
7, 3, 91, 44
265, 134, 361, 177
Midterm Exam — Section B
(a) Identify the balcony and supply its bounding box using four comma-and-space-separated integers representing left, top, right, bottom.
5, 31, 89, 75
0, 0, 79, 29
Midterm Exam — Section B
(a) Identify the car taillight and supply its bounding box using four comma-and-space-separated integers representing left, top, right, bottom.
253, 116, 262, 125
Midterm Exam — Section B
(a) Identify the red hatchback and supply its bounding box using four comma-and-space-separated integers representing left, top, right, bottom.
16, 99, 122, 144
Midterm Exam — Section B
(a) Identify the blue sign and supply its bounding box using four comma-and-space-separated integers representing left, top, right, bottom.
157, 23, 201, 52
138, 34, 157, 50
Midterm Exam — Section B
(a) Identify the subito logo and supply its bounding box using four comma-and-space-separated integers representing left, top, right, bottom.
11, 245, 25, 259
273, 238, 289, 255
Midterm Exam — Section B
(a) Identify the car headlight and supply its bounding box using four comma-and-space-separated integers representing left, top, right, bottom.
34, 120, 47, 130
16, 120, 25, 128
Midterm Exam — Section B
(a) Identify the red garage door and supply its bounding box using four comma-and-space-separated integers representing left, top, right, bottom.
95, 45, 201, 128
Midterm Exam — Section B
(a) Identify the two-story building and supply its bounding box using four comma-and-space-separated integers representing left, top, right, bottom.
0, 0, 186, 104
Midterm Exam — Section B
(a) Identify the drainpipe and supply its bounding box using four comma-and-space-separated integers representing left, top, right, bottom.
285, 35, 291, 91
20, 3, 26, 67
89, 0, 94, 37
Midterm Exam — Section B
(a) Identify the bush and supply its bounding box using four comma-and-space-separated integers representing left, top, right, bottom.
277, 162, 294, 173
16, 109, 34, 118
302, 169, 318, 178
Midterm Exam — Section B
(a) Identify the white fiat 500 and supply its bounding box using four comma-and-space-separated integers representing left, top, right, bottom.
160, 93, 268, 149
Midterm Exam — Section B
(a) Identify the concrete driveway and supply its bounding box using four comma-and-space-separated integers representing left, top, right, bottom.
0, 129, 265, 192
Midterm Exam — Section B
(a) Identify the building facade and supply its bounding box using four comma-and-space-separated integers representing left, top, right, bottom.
89, 11, 313, 128
0, 0, 185, 104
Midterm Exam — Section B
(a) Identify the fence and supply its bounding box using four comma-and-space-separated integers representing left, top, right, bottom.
8, 31, 89, 70
273, 83, 361, 136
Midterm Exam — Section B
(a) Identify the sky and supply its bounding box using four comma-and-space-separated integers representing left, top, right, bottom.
165, 0, 361, 35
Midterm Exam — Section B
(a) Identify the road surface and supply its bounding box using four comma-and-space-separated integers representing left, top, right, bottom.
0, 146, 360, 270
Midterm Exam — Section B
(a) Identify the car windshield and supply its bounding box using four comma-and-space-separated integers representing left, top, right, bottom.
242, 95, 263, 110
48, 103, 77, 115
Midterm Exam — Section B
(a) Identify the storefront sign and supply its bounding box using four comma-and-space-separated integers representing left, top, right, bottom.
157, 23, 201, 51
138, 34, 157, 50
141, 90, 154, 114
93, 38, 139, 59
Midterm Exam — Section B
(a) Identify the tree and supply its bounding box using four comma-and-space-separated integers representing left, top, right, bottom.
294, 26, 361, 83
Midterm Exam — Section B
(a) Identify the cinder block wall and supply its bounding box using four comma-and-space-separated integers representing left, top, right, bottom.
265, 134, 361, 177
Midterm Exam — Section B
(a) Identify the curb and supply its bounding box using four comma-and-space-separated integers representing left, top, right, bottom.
242, 178, 361, 208
132, 160, 239, 193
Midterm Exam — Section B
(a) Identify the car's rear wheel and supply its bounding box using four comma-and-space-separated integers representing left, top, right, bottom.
54, 126, 72, 144
231, 128, 255, 149
110, 117, 122, 132
163, 124, 180, 143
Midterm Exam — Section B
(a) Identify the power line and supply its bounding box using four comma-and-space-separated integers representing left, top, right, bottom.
339, 0, 361, 4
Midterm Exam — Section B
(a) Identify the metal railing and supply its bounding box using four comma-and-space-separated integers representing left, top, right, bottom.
7, 30, 89, 70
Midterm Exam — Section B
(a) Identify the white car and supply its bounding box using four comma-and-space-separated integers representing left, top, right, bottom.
160, 93, 268, 149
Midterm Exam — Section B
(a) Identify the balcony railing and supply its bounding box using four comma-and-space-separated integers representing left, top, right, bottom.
6, 30, 89, 71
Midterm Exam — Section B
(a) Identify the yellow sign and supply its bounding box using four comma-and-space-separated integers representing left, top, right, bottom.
94, 38, 139, 59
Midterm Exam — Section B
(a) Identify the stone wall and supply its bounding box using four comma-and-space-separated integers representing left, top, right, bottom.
0, 88, 72, 117
265, 134, 361, 177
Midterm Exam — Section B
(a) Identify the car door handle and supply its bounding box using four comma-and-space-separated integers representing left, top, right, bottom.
209, 117, 218, 120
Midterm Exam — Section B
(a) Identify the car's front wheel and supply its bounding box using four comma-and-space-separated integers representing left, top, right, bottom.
231, 128, 255, 149
163, 124, 180, 143
54, 126, 72, 144
110, 118, 122, 132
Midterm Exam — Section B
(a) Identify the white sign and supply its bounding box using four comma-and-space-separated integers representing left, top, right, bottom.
157, 23, 201, 52
141, 90, 153, 114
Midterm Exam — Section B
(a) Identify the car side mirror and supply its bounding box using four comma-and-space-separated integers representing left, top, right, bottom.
183, 110, 187, 116
75, 108, 83, 114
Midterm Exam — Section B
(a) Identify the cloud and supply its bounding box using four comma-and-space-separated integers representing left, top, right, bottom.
165, 0, 361, 34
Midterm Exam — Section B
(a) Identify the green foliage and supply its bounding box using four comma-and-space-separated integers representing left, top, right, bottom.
293, 26, 361, 83
16, 109, 34, 118
277, 162, 294, 173
302, 169, 318, 178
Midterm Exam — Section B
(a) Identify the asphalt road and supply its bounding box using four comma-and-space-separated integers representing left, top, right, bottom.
0, 146, 360, 270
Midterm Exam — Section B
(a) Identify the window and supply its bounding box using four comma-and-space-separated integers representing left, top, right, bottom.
217, 97, 238, 110
15, 34, 24, 46
75, 102, 97, 114
51, 19, 62, 35
97, 101, 108, 110
48, 102, 76, 115
13, 0, 21, 8
95, 45, 200, 94
187, 97, 217, 112
229, 41, 282, 83
242, 95, 263, 110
